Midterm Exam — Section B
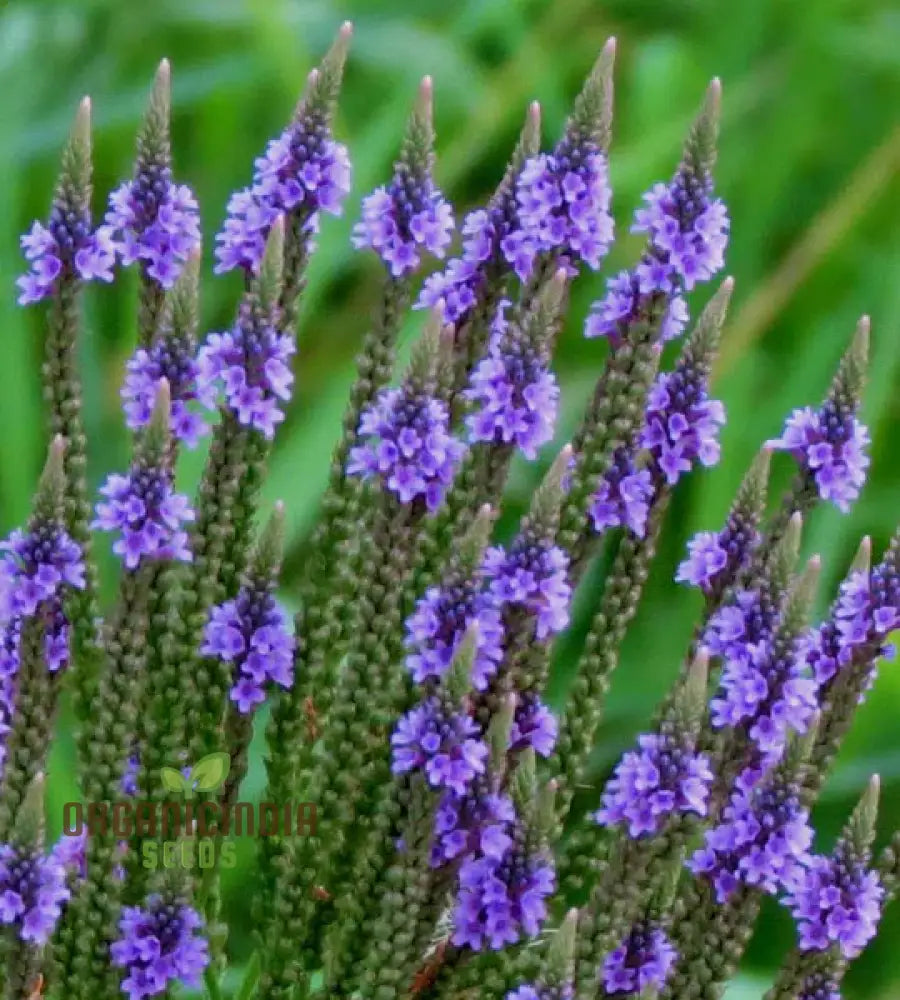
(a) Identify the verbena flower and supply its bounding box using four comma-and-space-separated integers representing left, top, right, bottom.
641, 369, 726, 486
201, 588, 294, 714
452, 837, 555, 950
688, 770, 813, 902
464, 300, 560, 459
103, 179, 200, 289
785, 851, 883, 958
404, 581, 504, 691
589, 447, 655, 538
17, 216, 115, 305
632, 179, 728, 290
584, 268, 688, 345
516, 143, 614, 271
0, 842, 69, 945
483, 537, 571, 640
52, 830, 88, 882
0, 659, 14, 775
704, 588, 781, 673
594, 732, 713, 837
0, 524, 85, 620
391, 697, 488, 795
509, 694, 558, 758
768, 406, 869, 514
676, 514, 759, 593
348, 385, 464, 510
796, 972, 841, 1000
93, 467, 194, 568
197, 311, 295, 440
215, 122, 351, 274
123, 342, 209, 448
506, 985, 573, 1000
602, 921, 678, 997
430, 785, 515, 868
111, 894, 209, 1000
351, 173, 453, 277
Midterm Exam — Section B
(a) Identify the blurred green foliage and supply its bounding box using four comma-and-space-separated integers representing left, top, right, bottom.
1, 0, 899, 995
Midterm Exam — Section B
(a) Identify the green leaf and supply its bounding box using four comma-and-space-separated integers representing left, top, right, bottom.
160, 767, 187, 794
190, 752, 231, 792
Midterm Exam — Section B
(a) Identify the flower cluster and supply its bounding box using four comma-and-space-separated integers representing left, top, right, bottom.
484, 537, 571, 640
704, 588, 781, 671
688, 773, 813, 902
602, 921, 678, 997
197, 314, 295, 440
18, 212, 115, 305
516, 146, 614, 271
391, 697, 488, 796
93, 467, 194, 568
589, 448, 655, 538
507, 985, 573, 1000
464, 301, 559, 459
585, 268, 688, 346
768, 405, 870, 514
0, 842, 70, 945
676, 505, 760, 594
111, 895, 209, 1000
348, 386, 464, 510
785, 851, 883, 958
452, 838, 555, 950
103, 179, 200, 288
641, 369, 726, 486
123, 342, 209, 447
352, 177, 453, 277
594, 732, 713, 837
430, 785, 516, 868
404, 579, 504, 692
796, 973, 841, 1000
201, 587, 294, 714
632, 178, 729, 290
216, 124, 351, 274
0, 525, 85, 620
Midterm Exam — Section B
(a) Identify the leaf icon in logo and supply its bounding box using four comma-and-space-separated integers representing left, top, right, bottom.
190, 752, 231, 792
160, 767, 189, 796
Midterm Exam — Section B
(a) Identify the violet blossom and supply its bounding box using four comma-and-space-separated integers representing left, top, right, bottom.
602, 921, 678, 998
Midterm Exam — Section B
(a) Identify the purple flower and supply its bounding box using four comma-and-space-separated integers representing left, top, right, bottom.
506, 985, 573, 1000
404, 581, 504, 692
215, 124, 351, 275
0, 842, 69, 945
703, 588, 781, 671
516, 147, 614, 271
347, 386, 465, 511
417, 257, 483, 326
688, 771, 813, 901
123, 343, 209, 448
17, 211, 115, 305
676, 512, 760, 595
785, 852, 883, 959
0, 525, 85, 620
351, 171, 454, 276
767, 406, 869, 514
590, 448, 655, 538
483, 538, 571, 641
430, 786, 516, 868
0, 647, 14, 777
585, 268, 688, 346
52, 831, 87, 882
452, 841, 555, 951
509, 695, 558, 758
602, 922, 677, 997
594, 733, 713, 838
201, 588, 294, 714
93, 467, 194, 569
641, 370, 726, 486
464, 301, 559, 459
632, 179, 729, 291
391, 697, 488, 795
111, 894, 209, 1000
197, 312, 295, 440
104, 179, 200, 289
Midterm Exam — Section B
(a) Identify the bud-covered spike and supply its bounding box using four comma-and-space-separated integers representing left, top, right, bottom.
536, 778, 558, 839
843, 773, 881, 857
530, 443, 573, 528
457, 505, 496, 571
683, 77, 722, 183
141, 378, 172, 464
57, 96, 93, 210
827, 314, 870, 415
406, 305, 445, 391
257, 215, 286, 312
32, 435, 67, 527
299, 20, 353, 124
489, 694, 516, 775
168, 248, 201, 339
445, 622, 479, 703
14, 773, 45, 849
734, 447, 772, 519
769, 510, 804, 595
137, 58, 172, 171
567, 36, 617, 152
850, 535, 872, 577
680, 275, 733, 380
511, 747, 538, 812
781, 554, 822, 636
250, 500, 287, 582
676, 648, 710, 732
544, 907, 579, 983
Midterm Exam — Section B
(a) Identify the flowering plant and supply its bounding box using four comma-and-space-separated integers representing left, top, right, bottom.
0, 23, 897, 1000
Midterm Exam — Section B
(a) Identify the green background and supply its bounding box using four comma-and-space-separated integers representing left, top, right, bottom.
1, 0, 899, 996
